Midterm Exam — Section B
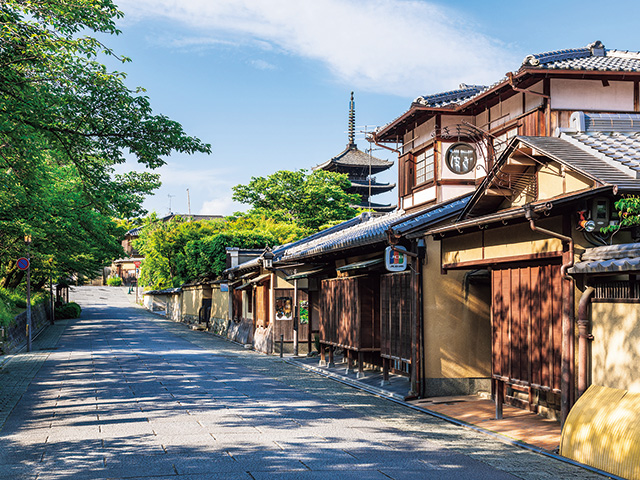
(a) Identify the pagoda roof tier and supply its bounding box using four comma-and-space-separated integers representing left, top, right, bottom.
348, 180, 396, 194
314, 145, 393, 174
351, 201, 397, 212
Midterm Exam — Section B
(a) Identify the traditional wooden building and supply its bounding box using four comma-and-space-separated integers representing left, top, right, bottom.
375, 41, 640, 422
314, 92, 396, 212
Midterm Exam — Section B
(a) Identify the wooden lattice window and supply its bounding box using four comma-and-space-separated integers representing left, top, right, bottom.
415, 147, 434, 185
594, 280, 640, 301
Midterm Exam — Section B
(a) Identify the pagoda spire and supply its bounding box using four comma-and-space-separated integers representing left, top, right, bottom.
347, 91, 356, 149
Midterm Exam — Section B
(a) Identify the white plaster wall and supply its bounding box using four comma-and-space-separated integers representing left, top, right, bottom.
413, 117, 436, 151
551, 79, 634, 111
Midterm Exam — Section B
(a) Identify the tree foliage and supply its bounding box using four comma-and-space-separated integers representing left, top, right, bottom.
0, 0, 210, 289
232, 169, 360, 232
134, 215, 301, 290
601, 195, 640, 234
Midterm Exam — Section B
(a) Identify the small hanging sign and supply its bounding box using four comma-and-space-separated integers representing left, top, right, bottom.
385, 246, 407, 272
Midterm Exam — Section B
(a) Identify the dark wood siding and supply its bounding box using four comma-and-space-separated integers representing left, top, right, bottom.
491, 263, 563, 392
319, 275, 380, 352
255, 283, 269, 328
232, 289, 242, 321
380, 272, 412, 362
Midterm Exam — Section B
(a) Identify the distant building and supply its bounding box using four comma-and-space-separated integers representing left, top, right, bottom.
314, 92, 396, 212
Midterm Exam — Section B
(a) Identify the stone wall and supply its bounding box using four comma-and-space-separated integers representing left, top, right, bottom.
1, 302, 52, 354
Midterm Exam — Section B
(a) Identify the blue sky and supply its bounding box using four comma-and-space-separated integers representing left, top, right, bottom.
106, 0, 640, 217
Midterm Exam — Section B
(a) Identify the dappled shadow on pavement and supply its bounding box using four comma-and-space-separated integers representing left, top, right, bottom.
0, 287, 601, 479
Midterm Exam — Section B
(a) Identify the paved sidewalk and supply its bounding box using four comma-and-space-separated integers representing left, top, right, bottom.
0, 319, 69, 429
0, 286, 611, 479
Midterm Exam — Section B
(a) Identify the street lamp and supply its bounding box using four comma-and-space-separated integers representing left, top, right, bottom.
261, 247, 274, 270
24, 235, 32, 352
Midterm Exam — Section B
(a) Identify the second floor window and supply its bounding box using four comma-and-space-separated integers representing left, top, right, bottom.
415, 147, 435, 185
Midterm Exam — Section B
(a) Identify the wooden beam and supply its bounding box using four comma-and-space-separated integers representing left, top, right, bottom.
507, 156, 537, 167
485, 188, 511, 196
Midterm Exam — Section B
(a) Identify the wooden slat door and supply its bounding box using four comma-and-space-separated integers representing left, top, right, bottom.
380, 272, 412, 362
491, 263, 563, 392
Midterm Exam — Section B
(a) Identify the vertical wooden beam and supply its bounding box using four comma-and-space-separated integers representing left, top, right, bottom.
495, 378, 504, 420
634, 80, 639, 112
382, 358, 390, 386
357, 351, 364, 379
543, 78, 551, 136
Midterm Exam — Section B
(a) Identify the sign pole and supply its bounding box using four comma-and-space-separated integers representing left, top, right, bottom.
25, 239, 32, 352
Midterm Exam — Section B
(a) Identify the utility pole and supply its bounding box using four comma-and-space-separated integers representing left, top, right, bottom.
187, 189, 191, 215
168, 194, 175, 215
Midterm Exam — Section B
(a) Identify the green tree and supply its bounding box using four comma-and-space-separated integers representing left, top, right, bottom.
134, 214, 303, 290
231, 169, 360, 232
0, 0, 210, 287
601, 195, 640, 234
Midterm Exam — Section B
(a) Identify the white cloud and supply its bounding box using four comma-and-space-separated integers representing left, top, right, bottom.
250, 59, 276, 71
116, 0, 519, 96
200, 197, 245, 216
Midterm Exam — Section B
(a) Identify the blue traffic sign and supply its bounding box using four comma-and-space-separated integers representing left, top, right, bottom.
17, 257, 29, 270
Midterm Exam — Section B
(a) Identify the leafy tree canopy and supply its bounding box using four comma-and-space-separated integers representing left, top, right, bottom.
134, 214, 303, 290
231, 169, 360, 232
0, 0, 211, 290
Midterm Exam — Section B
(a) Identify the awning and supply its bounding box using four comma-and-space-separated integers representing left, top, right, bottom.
569, 242, 640, 275
285, 268, 327, 281
570, 257, 640, 275
336, 257, 383, 272
235, 273, 270, 290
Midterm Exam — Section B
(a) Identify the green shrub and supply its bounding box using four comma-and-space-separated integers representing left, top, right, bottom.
106, 276, 123, 286
55, 302, 82, 319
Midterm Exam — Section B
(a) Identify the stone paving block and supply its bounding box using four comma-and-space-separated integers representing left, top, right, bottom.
0, 287, 613, 480
248, 470, 389, 480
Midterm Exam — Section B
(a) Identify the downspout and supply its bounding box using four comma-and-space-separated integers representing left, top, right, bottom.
524, 205, 575, 425
506, 72, 551, 99
577, 286, 595, 397
369, 132, 401, 155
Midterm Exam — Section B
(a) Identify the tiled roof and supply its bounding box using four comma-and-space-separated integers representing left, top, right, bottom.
521, 41, 640, 72
224, 213, 367, 274
569, 243, 640, 274
280, 195, 470, 261
281, 210, 405, 261
391, 195, 471, 237
314, 145, 393, 171
413, 84, 488, 108
560, 112, 640, 177
377, 42, 640, 140
517, 136, 640, 188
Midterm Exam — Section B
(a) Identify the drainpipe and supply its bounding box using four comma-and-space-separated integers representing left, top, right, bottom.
577, 286, 595, 397
524, 205, 575, 425
369, 132, 401, 155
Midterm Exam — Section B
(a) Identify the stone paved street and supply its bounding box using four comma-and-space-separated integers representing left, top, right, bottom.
0, 286, 609, 479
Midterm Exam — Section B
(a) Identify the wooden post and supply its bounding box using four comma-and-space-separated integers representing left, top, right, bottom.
328, 345, 335, 368
357, 351, 364, 379
495, 379, 504, 420
319, 342, 326, 367
382, 358, 390, 386
293, 278, 299, 356
344, 349, 351, 374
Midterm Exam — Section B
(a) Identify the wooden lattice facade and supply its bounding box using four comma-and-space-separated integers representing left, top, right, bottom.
380, 272, 413, 363
319, 275, 380, 352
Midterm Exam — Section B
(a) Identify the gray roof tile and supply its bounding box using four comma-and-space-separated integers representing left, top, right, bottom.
569, 243, 640, 274
560, 112, 640, 176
